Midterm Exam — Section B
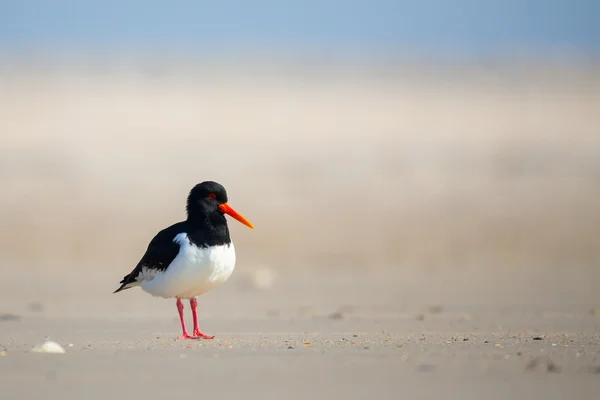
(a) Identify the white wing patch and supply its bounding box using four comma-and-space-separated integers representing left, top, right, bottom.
173, 232, 188, 246
136, 266, 163, 282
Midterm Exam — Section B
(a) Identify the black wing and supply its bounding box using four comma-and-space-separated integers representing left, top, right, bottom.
113, 222, 186, 293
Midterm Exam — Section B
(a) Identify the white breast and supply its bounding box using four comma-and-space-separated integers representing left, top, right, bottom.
140, 233, 236, 299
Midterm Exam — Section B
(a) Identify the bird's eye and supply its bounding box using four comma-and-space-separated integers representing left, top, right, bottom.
208, 193, 217, 199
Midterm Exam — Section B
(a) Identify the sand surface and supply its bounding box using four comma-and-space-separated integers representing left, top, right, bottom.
1, 59, 599, 399
2, 313, 600, 400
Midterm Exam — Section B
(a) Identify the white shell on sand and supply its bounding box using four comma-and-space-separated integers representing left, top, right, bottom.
31, 341, 66, 354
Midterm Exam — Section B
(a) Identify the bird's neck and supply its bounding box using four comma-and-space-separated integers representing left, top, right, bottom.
185, 212, 231, 247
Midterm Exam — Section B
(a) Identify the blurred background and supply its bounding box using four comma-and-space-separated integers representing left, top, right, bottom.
0, 1, 599, 319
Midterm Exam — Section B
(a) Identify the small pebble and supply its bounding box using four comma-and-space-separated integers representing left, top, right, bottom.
0, 313, 20, 321
547, 362, 560, 373
328, 311, 345, 320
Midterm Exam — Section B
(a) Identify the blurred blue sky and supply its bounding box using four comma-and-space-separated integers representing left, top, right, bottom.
0, 0, 598, 58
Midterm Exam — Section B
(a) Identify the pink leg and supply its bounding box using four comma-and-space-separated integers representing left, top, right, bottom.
190, 298, 215, 339
177, 298, 199, 339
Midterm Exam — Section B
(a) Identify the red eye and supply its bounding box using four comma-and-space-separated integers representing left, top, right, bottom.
208, 193, 216, 199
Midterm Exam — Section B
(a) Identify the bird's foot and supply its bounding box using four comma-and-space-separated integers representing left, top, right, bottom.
193, 330, 215, 339
179, 333, 200, 340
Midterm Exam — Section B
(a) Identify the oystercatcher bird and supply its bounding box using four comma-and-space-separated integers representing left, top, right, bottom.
113, 181, 254, 339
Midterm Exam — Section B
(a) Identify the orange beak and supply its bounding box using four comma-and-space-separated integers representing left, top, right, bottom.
219, 203, 254, 229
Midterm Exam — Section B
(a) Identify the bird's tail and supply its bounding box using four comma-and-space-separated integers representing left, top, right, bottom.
113, 276, 141, 293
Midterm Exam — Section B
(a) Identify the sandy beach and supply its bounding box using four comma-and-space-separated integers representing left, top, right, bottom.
1, 59, 599, 399
2, 313, 600, 400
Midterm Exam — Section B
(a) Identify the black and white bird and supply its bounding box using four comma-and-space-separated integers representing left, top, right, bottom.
114, 181, 254, 339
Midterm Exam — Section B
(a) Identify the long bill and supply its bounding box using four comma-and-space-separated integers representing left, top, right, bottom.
219, 203, 255, 229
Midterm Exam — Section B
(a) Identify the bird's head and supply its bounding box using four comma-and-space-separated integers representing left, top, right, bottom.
187, 181, 254, 229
